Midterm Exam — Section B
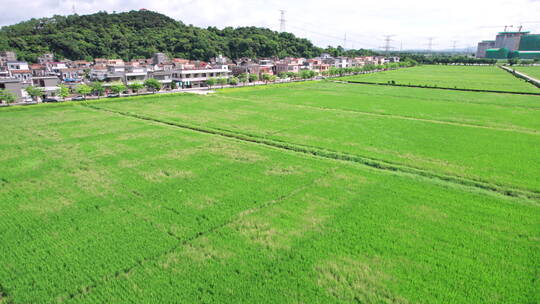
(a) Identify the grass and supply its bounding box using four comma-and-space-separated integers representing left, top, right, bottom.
338, 65, 539, 93
512, 66, 540, 80
0, 79, 538, 303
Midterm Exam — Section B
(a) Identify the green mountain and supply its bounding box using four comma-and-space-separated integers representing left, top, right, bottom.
0, 10, 329, 62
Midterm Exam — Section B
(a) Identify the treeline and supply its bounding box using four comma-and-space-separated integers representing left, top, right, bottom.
400, 54, 497, 65
0, 10, 377, 62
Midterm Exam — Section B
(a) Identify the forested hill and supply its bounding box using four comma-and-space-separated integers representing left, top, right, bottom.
0, 10, 333, 62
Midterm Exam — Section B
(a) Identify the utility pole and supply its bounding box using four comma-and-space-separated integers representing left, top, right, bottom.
279, 10, 286, 32
452, 40, 457, 55
343, 33, 347, 49
380, 35, 395, 55
72, 0, 76, 14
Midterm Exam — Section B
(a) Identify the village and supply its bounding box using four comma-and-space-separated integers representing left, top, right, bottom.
0, 51, 400, 103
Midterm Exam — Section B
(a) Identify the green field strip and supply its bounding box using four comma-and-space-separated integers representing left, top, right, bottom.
62, 173, 325, 302
219, 94, 539, 135
342, 79, 540, 95
82, 103, 540, 201
338, 65, 539, 93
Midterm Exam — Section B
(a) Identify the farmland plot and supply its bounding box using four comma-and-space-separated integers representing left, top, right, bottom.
0, 81, 538, 303
96, 82, 540, 193
338, 65, 539, 93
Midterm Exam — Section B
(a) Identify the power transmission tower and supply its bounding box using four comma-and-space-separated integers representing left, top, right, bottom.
279, 10, 286, 32
380, 35, 395, 55
72, 0, 76, 14
452, 40, 457, 54
426, 37, 435, 54
343, 33, 347, 49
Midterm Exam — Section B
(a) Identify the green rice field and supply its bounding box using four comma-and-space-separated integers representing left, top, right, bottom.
513, 66, 540, 80
339, 65, 539, 93
0, 76, 539, 303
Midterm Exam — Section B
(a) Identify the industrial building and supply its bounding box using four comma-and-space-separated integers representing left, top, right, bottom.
476, 29, 540, 60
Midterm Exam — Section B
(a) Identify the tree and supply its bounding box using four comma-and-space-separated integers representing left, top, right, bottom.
228, 76, 239, 86
75, 84, 92, 98
206, 77, 217, 89
262, 73, 272, 84
57, 84, 70, 101
90, 82, 105, 98
217, 77, 227, 88
109, 82, 127, 95
278, 72, 287, 79
25, 86, 43, 102
0, 89, 16, 104
144, 78, 161, 93
238, 73, 248, 85
248, 73, 258, 83
286, 71, 297, 78
170, 81, 177, 90
128, 82, 144, 94
0, 11, 327, 62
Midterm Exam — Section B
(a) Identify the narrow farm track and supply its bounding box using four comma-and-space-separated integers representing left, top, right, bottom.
61, 172, 325, 302
218, 95, 540, 135
81, 103, 540, 202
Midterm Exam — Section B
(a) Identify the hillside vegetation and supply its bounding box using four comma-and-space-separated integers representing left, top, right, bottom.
0, 10, 376, 62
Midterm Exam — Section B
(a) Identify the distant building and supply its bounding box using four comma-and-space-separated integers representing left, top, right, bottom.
38, 53, 54, 65
152, 53, 169, 65
0, 51, 17, 66
476, 30, 540, 59
476, 40, 496, 58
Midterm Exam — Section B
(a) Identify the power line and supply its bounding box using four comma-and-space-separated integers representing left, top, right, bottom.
279, 10, 286, 32
286, 24, 379, 49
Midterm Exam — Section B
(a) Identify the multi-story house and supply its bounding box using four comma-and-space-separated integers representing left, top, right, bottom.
232, 61, 261, 76
7, 62, 32, 83
124, 66, 147, 85
0, 78, 23, 102
32, 76, 60, 97
172, 65, 230, 88
150, 70, 173, 88
274, 62, 300, 74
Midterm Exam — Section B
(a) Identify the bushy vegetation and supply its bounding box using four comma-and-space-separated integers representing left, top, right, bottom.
339, 65, 539, 92
0, 75, 538, 303
0, 10, 377, 62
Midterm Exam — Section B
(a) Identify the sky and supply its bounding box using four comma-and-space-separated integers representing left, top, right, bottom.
1, 0, 540, 51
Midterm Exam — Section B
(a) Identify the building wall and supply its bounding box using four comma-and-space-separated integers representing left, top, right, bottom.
476, 41, 495, 58
494, 32, 527, 51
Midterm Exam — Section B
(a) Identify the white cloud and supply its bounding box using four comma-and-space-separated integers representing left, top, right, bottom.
1, 0, 539, 50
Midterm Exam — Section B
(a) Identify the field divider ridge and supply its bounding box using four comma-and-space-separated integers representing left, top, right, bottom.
58, 172, 322, 302
81, 103, 540, 201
